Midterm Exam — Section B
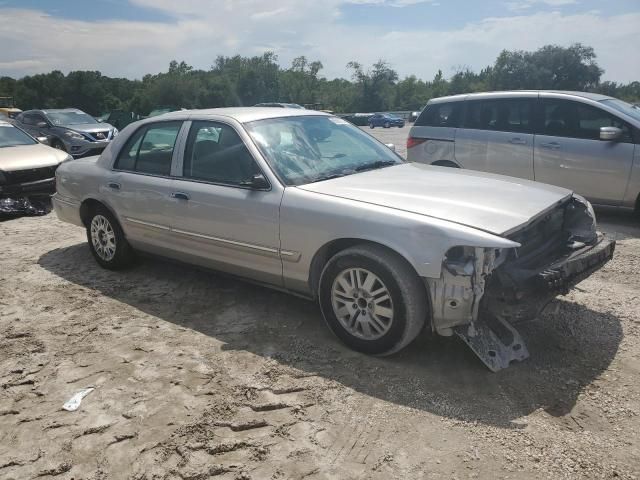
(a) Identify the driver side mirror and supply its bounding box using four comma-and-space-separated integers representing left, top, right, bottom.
600, 126, 622, 141
240, 173, 270, 190
36, 136, 49, 145
385, 143, 396, 152
36, 121, 48, 128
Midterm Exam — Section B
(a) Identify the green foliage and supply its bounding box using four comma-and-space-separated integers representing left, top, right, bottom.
1, 44, 638, 116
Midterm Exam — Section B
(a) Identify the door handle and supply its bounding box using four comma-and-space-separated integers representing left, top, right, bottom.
107, 182, 121, 190
171, 192, 190, 201
540, 142, 560, 150
509, 138, 528, 145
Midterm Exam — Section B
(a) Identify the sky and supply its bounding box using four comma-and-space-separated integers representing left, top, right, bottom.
0, 0, 639, 83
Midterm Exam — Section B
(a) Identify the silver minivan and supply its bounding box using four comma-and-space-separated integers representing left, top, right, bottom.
407, 91, 640, 213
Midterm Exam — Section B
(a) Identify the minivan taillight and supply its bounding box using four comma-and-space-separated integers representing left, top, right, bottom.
407, 136, 427, 150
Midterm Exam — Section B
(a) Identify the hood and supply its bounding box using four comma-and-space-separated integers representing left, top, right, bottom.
297, 163, 572, 235
0, 143, 69, 172
59, 123, 114, 134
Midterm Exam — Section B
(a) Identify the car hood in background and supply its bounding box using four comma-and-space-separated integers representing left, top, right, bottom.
297, 163, 572, 235
0, 143, 69, 172
58, 123, 114, 133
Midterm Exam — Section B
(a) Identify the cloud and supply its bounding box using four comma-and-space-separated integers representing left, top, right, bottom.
505, 0, 579, 11
0, 3, 638, 84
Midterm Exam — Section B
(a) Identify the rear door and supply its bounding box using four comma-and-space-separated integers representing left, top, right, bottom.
534, 98, 635, 205
169, 120, 284, 286
104, 120, 184, 251
455, 97, 535, 179
407, 101, 462, 163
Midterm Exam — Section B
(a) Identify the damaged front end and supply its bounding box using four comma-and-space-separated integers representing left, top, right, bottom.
427, 195, 616, 371
0, 166, 56, 216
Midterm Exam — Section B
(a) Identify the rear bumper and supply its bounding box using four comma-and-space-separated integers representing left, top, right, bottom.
52, 193, 83, 227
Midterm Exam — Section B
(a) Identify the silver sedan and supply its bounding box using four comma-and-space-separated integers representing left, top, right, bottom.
52, 108, 615, 370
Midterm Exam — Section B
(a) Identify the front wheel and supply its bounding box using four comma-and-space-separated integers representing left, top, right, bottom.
384, 122, 390, 128
319, 244, 428, 356
369, 123, 375, 129
86, 205, 135, 270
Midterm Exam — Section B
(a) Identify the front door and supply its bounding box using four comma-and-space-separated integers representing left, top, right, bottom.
534, 98, 635, 206
104, 120, 183, 251
169, 120, 284, 286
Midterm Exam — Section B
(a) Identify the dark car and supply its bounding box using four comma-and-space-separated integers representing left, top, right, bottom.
368, 113, 405, 129
15, 109, 117, 157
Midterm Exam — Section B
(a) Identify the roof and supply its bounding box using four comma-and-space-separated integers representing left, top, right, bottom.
41, 108, 86, 114
430, 90, 614, 104
162, 107, 330, 124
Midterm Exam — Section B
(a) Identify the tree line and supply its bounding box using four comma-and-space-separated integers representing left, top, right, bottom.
1, 43, 638, 117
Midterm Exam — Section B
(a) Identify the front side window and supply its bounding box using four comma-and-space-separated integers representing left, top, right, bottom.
415, 102, 461, 127
0, 124, 37, 147
114, 121, 182, 175
464, 99, 533, 133
246, 115, 403, 186
542, 100, 632, 142
21, 113, 38, 126
183, 121, 260, 186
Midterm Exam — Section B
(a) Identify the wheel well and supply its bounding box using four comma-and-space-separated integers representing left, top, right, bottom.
79, 199, 107, 227
431, 160, 460, 168
308, 238, 420, 299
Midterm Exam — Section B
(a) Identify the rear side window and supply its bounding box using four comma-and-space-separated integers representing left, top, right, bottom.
541, 99, 633, 142
415, 102, 461, 127
464, 99, 533, 133
114, 121, 182, 175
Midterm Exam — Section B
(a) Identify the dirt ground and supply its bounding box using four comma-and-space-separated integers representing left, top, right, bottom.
1, 126, 639, 479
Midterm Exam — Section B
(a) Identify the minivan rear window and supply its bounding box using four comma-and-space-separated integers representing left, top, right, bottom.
415, 102, 461, 128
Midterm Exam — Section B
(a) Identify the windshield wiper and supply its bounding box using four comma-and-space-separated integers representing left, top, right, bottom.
309, 168, 358, 183
354, 160, 398, 172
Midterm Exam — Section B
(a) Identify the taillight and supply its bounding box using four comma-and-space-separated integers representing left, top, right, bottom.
407, 136, 427, 150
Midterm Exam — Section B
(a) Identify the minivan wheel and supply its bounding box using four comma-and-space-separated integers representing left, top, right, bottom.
384, 122, 390, 128
86, 206, 134, 270
319, 244, 428, 356
369, 123, 375, 129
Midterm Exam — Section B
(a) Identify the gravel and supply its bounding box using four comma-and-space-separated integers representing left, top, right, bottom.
0, 128, 638, 478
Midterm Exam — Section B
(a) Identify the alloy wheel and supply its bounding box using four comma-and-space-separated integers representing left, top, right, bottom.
331, 267, 394, 340
90, 214, 117, 262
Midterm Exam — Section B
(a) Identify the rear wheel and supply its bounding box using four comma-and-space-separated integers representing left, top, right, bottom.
319, 244, 428, 356
384, 122, 390, 128
86, 205, 134, 270
369, 123, 375, 129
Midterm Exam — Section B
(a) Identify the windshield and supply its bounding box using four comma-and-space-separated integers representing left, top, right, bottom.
245, 115, 403, 186
0, 124, 37, 147
46, 111, 97, 126
600, 99, 640, 123
0, 97, 13, 108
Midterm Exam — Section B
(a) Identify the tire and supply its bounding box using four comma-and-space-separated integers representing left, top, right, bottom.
384, 122, 390, 128
319, 244, 428, 356
369, 123, 375, 129
86, 205, 135, 270
51, 139, 67, 152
